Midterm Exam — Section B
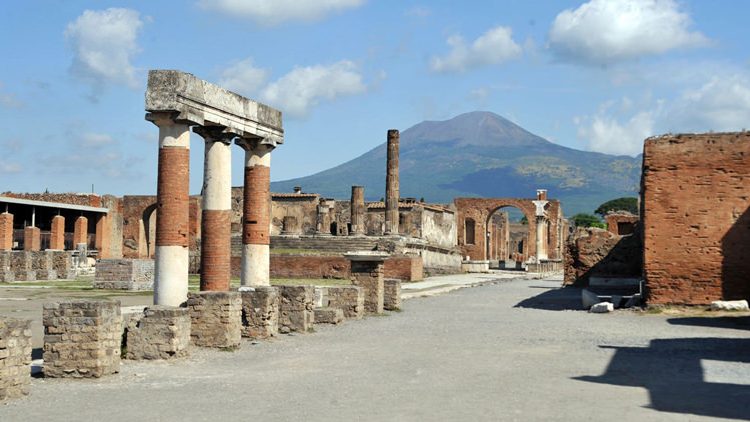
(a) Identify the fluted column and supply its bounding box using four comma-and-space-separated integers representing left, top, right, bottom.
384, 129, 400, 235
237, 138, 274, 287
194, 127, 233, 292
149, 113, 191, 306
350, 186, 365, 236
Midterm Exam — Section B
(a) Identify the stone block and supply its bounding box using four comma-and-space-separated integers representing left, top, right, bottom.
32, 251, 57, 280
589, 302, 614, 313
326, 286, 364, 320
239, 286, 279, 339
0, 317, 32, 401
350, 260, 384, 315
383, 278, 402, 311
0, 251, 13, 282
94, 259, 154, 290
51, 251, 76, 279
314, 308, 344, 325
43, 300, 121, 378
710, 300, 749, 311
187, 292, 241, 348
11, 251, 35, 281
125, 306, 190, 360
278, 285, 315, 334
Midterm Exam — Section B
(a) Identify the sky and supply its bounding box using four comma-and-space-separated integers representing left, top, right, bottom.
1, 0, 749, 196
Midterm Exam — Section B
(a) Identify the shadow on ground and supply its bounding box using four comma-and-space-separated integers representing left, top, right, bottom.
576, 337, 750, 420
514, 285, 585, 311
668, 316, 750, 331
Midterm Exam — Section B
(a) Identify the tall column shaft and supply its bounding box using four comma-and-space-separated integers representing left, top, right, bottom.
73, 216, 88, 246
95, 215, 110, 258
239, 140, 273, 287
384, 129, 400, 235
350, 186, 365, 236
197, 130, 233, 292
0, 212, 13, 250
24, 226, 40, 251
153, 117, 191, 306
50, 215, 65, 250
535, 217, 548, 261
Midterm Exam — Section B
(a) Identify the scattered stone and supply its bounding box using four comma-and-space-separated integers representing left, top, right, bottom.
710, 300, 749, 312
314, 307, 344, 325
589, 302, 614, 313
0, 317, 32, 401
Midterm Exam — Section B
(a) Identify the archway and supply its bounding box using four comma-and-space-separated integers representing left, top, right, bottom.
485, 206, 530, 269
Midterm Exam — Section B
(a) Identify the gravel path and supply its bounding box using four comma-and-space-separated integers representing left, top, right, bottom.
1, 276, 748, 421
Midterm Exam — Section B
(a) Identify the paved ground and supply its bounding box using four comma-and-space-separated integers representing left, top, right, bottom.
2, 274, 749, 421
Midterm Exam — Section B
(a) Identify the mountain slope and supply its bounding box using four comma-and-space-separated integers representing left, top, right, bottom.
271, 111, 641, 215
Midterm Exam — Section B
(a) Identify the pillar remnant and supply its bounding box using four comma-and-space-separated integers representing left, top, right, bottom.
383, 278, 402, 311
345, 252, 389, 315
195, 127, 234, 292
384, 129, 400, 235
125, 306, 190, 360
237, 139, 274, 287
0, 213, 13, 251
23, 227, 40, 251
350, 186, 366, 236
95, 215, 110, 258
50, 215, 65, 250
73, 216, 88, 246
278, 285, 315, 334
187, 292, 242, 348
0, 317, 32, 400
146, 69, 283, 304
239, 286, 279, 339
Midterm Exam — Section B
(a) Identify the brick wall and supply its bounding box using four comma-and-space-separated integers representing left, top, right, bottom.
642, 133, 750, 304
564, 227, 642, 286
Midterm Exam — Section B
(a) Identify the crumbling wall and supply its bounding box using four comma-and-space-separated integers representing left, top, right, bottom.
564, 227, 642, 286
642, 133, 750, 305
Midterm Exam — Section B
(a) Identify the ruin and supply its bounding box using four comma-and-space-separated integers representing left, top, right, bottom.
145, 70, 283, 305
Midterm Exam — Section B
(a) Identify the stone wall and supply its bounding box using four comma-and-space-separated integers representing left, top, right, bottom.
278, 285, 314, 333
564, 227, 642, 286
43, 300, 121, 378
605, 212, 639, 236
384, 255, 423, 281
642, 133, 750, 305
94, 259, 154, 290
186, 292, 241, 348
125, 306, 190, 360
248, 254, 423, 281
0, 317, 32, 401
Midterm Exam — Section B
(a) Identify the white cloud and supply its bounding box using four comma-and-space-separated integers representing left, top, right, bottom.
666, 75, 750, 131
80, 132, 115, 148
218, 58, 269, 95
549, 0, 709, 64
198, 0, 364, 25
577, 110, 654, 155
431, 26, 522, 73
65, 8, 144, 93
261, 60, 366, 117
0, 160, 22, 174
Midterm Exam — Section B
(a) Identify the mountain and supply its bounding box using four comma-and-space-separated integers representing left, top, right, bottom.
271, 111, 642, 215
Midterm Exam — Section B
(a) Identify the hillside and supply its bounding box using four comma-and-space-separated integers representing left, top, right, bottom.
271, 111, 641, 215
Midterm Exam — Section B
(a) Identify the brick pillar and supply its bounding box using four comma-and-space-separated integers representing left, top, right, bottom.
95, 215, 110, 258
50, 215, 65, 250
73, 216, 88, 246
148, 113, 190, 306
237, 138, 273, 287
350, 186, 365, 236
384, 129, 400, 235
23, 226, 40, 251
0, 212, 13, 250
194, 127, 233, 292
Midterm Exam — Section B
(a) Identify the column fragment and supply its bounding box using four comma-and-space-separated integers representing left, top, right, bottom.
350, 186, 365, 236
0, 213, 13, 251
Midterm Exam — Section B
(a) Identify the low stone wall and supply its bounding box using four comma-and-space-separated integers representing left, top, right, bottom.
383, 279, 401, 311
0, 250, 75, 282
326, 286, 364, 320
313, 308, 344, 324
240, 287, 279, 339
125, 306, 190, 360
278, 285, 315, 334
564, 227, 642, 286
187, 292, 242, 349
383, 256, 423, 281
94, 259, 154, 290
0, 317, 32, 401
43, 300, 121, 378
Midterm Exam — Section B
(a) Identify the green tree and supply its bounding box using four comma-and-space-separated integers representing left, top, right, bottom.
594, 197, 638, 217
571, 213, 606, 229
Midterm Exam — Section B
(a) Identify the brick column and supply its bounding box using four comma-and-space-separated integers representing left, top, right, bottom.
350, 186, 365, 236
194, 127, 233, 292
73, 216, 88, 246
237, 138, 273, 287
23, 227, 40, 251
95, 214, 110, 258
384, 129, 400, 235
50, 215, 65, 250
149, 113, 191, 306
0, 212, 13, 250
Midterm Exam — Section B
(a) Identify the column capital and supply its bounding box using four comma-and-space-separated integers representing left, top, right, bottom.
235, 136, 280, 152
193, 126, 236, 145
145, 111, 182, 128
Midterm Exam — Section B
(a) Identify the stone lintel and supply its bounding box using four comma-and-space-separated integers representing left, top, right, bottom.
344, 251, 390, 262
145, 70, 283, 146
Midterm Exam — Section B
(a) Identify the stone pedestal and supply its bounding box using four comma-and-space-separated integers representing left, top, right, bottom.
239, 286, 279, 339
0, 251, 13, 282
314, 308, 344, 325
93, 259, 154, 290
384, 278, 402, 311
326, 286, 364, 320
345, 252, 389, 315
23, 226, 40, 251
0, 317, 32, 401
43, 300, 121, 378
278, 285, 315, 334
186, 292, 241, 348
33, 251, 57, 280
125, 306, 190, 360
51, 251, 75, 280
11, 251, 35, 281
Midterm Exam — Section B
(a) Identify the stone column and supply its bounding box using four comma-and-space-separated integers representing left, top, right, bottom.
237, 138, 273, 287
384, 129, 400, 235
73, 216, 88, 246
23, 227, 40, 251
149, 113, 191, 306
350, 186, 365, 236
535, 217, 548, 261
0, 212, 13, 250
95, 215, 109, 258
195, 127, 233, 292
50, 215, 65, 250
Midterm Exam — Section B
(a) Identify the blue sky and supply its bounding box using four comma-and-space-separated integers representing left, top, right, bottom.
1, 0, 748, 196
